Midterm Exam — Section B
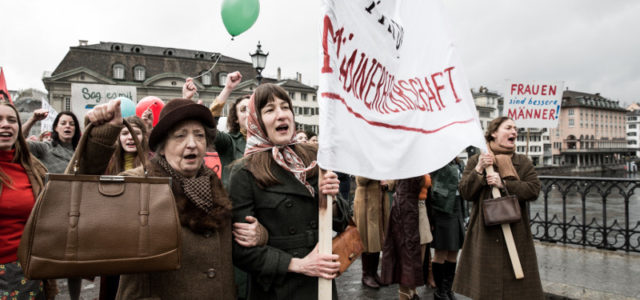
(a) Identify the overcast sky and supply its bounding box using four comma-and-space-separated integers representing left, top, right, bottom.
2, 0, 639, 105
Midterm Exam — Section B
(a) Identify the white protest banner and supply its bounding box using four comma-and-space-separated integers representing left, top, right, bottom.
40, 96, 58, 132
71, 83, 136, 119
318, 0, 486, 180
504, 80, 564, 128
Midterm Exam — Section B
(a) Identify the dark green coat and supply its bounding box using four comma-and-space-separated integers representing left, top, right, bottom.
229, 161, 349, 300
214, 131, 246, 189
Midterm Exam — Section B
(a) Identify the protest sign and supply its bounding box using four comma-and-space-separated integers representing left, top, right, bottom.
504, 80, 564, 128
318, 0, 486, 180
40, 97, 58, 132
71, 83, 136, 118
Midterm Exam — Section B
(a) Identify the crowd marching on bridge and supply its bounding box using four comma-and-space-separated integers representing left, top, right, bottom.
0, 70, 543, 300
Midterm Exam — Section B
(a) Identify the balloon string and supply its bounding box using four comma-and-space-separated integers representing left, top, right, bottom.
191, 37, 235, 80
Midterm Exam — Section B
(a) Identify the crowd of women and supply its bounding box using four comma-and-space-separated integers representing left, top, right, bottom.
0, 69, 544, 300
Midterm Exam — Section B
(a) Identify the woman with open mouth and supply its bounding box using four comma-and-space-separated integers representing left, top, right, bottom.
23, 109, 82, 299
23, 110, 81, 174
97, 115, 150, 300
229, 83, 350, 300
0, 100, 49, 299
453, 116, 543, 300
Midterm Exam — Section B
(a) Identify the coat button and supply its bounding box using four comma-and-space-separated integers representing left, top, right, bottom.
289, 227, 297, 234
206, 268, 216, 278
203, 231, 212, 238
285, 201, 293, 208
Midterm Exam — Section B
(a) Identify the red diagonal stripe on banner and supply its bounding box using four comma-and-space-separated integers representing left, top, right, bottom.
322, 92, 475, 135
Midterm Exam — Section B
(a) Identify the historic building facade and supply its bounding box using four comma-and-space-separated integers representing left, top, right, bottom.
43, 41, 320, 132
549, 90, 633, 167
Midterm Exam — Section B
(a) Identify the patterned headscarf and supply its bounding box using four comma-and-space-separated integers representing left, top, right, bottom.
244, 94, 317, 196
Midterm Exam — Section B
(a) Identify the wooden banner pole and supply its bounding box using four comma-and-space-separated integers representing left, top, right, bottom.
485, 165, 524, 279
318, 169, 333, 300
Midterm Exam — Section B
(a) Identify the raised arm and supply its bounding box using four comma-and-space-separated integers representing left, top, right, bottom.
22, 108, 48, 137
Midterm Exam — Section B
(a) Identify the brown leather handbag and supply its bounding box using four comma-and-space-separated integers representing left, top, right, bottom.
332, 218, 364, 276
482, 186, 522, 226
18, 121, 181, 279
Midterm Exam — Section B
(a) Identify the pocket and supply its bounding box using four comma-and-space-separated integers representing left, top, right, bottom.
254, 192, 287, 209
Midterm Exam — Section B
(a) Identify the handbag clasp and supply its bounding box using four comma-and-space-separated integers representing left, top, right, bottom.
99, 176, 126, 182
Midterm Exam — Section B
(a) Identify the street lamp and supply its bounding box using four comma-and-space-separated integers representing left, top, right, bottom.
250, 41, 268, 84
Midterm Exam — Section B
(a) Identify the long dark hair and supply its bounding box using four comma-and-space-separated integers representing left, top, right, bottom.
105, 116, 149, 175
51, 111, 81, 149
243, 84, 318, 188
0, 102, 47, 189
226, 95, 251, 134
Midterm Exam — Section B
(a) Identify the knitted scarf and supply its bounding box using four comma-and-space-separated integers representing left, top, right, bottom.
157, 155, 216, 214
243, 94, 317, 196
488, 140, 520, 180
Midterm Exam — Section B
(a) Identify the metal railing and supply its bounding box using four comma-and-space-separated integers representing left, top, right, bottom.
530, 176, 640, 252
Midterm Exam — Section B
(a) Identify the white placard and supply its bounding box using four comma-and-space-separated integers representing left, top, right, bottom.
71, 83, 136, 119
503, 80, 564, 128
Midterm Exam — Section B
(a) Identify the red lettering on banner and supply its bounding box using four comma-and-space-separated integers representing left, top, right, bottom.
444, 67, 462, 103
507, 107, 558, 120
430, 72, 447, 110
321, 15, 466, 115
510, 83, 558, 96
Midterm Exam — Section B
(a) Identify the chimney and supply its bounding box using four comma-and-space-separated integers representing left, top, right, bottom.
79, 40, 88, 46
297, 72, 302, 82
277, 67, 281, 81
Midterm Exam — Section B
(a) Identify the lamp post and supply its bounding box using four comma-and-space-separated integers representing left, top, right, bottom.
250, 41, 268, 84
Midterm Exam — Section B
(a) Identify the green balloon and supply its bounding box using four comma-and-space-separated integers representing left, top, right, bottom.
221, 0, 260, 37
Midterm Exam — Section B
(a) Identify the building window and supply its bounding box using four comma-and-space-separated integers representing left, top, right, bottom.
304, 107, 310, 115
315, 107, 319, 115
134, 66, 146, 81
313, 95, 317, 101
628, 132, 637, 136
479, 111, 491, 118
301, 93, 308, 101
289, 92, 296, 99
218, 72, 227, 86
569, 119, 574, 127
201, 72, 212, 86
65, 97, 71, 111
568, 109, 574, 116
113, 64, 125, 80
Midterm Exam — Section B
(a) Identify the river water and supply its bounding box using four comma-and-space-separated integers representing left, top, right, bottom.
529, 170, 640, 232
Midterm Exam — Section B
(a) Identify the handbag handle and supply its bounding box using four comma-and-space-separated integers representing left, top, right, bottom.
64, 120, 148, 176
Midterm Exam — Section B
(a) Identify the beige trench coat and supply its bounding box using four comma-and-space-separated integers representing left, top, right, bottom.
353, 177, 392, 253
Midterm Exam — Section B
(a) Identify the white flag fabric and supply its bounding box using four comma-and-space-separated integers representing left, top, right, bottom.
41, 96, 58, 133
318, 0, 486, 180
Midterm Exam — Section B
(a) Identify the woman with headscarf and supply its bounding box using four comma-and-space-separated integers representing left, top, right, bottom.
81, 98, 261, 299
0, 101, 49, 299
229, 83, 349, 300
452, 116, 543, 300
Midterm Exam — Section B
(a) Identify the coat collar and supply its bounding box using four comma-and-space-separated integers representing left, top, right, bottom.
262, 162, 318, 199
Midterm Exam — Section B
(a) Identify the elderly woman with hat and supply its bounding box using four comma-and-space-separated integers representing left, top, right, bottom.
80, 98, 256, 299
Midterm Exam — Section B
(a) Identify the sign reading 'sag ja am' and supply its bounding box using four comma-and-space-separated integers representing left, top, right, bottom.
504, 80, 564, 128
71, 83, 136, 118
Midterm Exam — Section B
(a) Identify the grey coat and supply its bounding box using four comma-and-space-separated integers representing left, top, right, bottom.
27, 140, 74, 174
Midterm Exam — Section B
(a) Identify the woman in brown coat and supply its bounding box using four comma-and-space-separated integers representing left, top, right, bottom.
452, 117, 543, 300
381, 176, 425, 300
82, 98, 263, 299
353, 177, 392, 289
